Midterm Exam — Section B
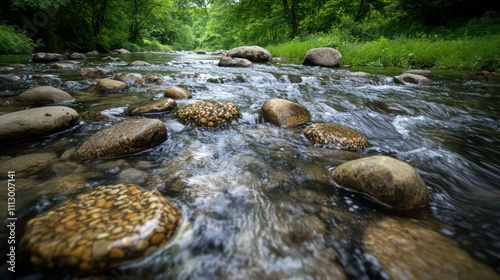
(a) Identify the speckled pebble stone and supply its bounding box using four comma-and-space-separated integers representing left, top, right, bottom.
304, 123, 369, 149
21, 184, 182, 273
176, 100, 240, 128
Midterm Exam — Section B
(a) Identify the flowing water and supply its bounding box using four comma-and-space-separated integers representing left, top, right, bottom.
0, 53, 499, 279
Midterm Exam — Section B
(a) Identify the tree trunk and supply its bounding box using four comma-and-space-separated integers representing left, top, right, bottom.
282, 0, 299, 38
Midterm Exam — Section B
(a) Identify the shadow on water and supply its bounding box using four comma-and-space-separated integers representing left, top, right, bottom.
0, 52, 499, 279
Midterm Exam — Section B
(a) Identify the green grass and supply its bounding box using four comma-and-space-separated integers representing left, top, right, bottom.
267, 34, 500, 71
0, 23, 40, 54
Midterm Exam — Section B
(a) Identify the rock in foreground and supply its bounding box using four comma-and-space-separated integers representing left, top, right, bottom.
262, 98, 311, 127
0, 106, 80, 143
21, 184, 182, 273
364, 218, 499, 279
227, 46, 272, 62
304, 123, 369, 149
76, 118, 166, 159
302, 48, 342, 67
16, 86, 74, 104
333, 156, 429, 209
177, 100, 240, 128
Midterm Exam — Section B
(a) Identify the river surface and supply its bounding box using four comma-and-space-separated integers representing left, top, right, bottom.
0, 52, 499, 279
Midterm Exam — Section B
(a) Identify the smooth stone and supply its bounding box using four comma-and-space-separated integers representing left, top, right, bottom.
20, 184, 182, 273
129, 60, 151, 66
0, 106, 80, 143
112, 48, 130, 54
332, 156, 429, 209
304, 123, 369, 149
218, 56, 252, 67
75, 118, 167, 159
51, 61, 80, 70
364, 217, 499, 279
0, 74, 20, 83
302, 47, 342, 67
92, 78, 128, 94
102, 56, 122, 62
118, 168, 148, 185
394, 73, 430, 84
115, 73, 143, 84
70, 53, 87, 60
227, 45, 272, 62
164, 86, 192, 99
129, 98, 177, 115
261, 98, 311, 127
403, 69, 431, 76
78, 67, 112, 78
31, 52, 65, 62
15, 86, 74, 104
0, 153, 57, 176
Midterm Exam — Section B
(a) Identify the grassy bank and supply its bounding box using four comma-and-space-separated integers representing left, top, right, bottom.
267, 34, 500, 71
0, 23, 40, 54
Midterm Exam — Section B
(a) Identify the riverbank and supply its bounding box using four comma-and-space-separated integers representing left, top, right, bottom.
267, 34, 500, 72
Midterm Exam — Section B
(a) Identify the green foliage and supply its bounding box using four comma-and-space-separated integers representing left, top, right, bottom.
0, 23, 40, 54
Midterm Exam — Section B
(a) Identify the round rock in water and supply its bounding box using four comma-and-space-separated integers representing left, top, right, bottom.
129, 98, 177, 116
0, 106, 80, 143
227, 45, 272, 62
177, 100, 240, 128
20, 184, 182, 273
302, 47, 342, 67
129, 60, 151, 66
75, 118, 167, 159
394, 73, 430, 84
261, 98, 311, 127
364, 218, 499, 279
218, 56, 252, 67
333, 156, 429, 209
16, 86, 74, 104
92, 78, 128, 94
304, 123, 369, 149
164, 86, 192, 99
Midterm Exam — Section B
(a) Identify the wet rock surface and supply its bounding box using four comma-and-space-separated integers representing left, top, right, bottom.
302, 48, 342, 67
227, 45, 272, 62
164, 86, 192, 99
333, 156, 429, 209
31, 52, 65, 62
363, 217, 499, 279
394, 73, 431, 84
304, 123, 369, 149
129, 98, 177, 115
0, 152, 57, 176
261, 98, 311, 127
21, 184, 182, 273
78, 67, 112, 78
218, 56, 252, 67
76, 118, 167, 159
92, 78, 129, 94
129, 60, 151, 66
15, 86, 74, 104
0, 106, 80, 143
177, 100, 240, 128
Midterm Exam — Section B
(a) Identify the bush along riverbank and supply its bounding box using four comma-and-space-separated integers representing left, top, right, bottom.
267, 34, 500, 72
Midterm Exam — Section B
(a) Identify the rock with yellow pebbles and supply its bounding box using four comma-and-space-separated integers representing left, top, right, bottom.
304, 123, 369, 149
177, 100, 240, 128
21, 184, 182, 273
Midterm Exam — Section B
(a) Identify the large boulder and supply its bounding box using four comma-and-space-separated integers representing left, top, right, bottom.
332, 156, 429, 209
15, 86, 74, 104
21, 184, 182, 273
302, 48, 342, 67
0, 106, 80, 143
394, 73, 430, 84
364, 218, 499, 279
177, 100, 240, 128
227, 46, 272, 62
92, 78, 128, 94
75, 118, 167, 159
261, 98, 311, 127
31, 52, 65, 62
304, 123, 369, 149
218, 56, 252, 67
164, 86, 192, 99
129, 99, 177, 116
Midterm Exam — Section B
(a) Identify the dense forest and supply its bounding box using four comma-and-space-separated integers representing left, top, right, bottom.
0, 0, 499, 70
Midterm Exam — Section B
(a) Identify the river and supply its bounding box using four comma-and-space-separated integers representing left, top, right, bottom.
0, 52, 499, 279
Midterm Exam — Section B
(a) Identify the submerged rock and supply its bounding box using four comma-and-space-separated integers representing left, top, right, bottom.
102, 56, 122, 62
16, 86, 74, 104
394, 73, 430, 84
115, 73, 143, 84
31, 52, 65, 62
92, 78, 128, 94
218, 56, 252, 67
304, 123, 369, 149
177, 100, 240, 128
403, 69, 431, 76
75, 118, 167, 159
129, 98, 177, 115
20, 184, 182, 273
261, 98, 311, 127
51, 61, 80, 70
302, 48, 342, 67
364, 217, 499, 279
0, 106, 80, 143
0, 153, 57, 176
332, 156, 429, 209
0, 74, 20, 83
164, 86, 192, 99
227, 46, 272, 62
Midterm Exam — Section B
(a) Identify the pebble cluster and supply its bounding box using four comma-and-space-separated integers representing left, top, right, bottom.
177, 100, 241, 128
304, 123, 369, 149
21, 184, 182, 273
